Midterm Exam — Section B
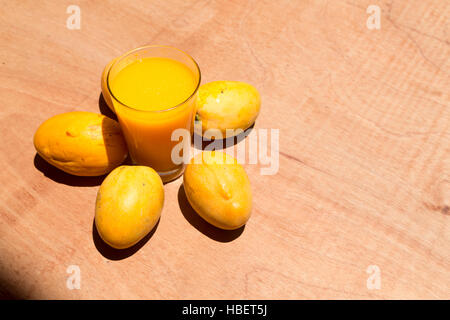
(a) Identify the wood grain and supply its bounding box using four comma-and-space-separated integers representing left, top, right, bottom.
0, 0, 448, 299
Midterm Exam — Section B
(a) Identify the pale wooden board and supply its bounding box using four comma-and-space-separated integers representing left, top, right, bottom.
0, 0, 449, 299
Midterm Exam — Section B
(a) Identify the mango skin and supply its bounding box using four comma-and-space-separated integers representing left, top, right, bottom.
95, 165, 164, 249
33, 111, 128, 176
183, 151, 252, 230
195, 81, 261, 138
101, 57, 117, 113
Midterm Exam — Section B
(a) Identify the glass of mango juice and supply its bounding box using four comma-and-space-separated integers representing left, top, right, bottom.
106, 45, 201, 182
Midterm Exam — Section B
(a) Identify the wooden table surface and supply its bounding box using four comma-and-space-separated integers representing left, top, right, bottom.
0, 0, 449, 299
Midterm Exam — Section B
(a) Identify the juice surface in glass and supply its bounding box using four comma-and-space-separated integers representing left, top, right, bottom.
111, 57, 197, 111
108, 47, 200, 182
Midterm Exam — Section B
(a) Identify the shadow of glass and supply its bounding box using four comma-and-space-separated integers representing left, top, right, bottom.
92, 219, 159, 261
33, 153, 105, 187
193, 122, 255, 151
177, 184, 244, 242
98, 93, 117, 121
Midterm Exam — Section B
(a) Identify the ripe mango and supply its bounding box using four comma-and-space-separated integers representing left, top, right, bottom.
33, 111, 128, 176
95, 165, 164, 249
183, 151, 252, 230
195, 81, 261, 138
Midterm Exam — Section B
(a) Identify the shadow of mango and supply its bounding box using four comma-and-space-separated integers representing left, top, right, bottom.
92, 218, 159, 261
177, 184, 245, 242
33, 153, 106, 187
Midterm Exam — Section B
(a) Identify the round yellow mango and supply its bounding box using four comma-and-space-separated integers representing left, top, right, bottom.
101, 57, 117, 113
183, 151, 252, 230
33, 111, 128, 176
95, 165, 164, 249
195, 81, 261, 138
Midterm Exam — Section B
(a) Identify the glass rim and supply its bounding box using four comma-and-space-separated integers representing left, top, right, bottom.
106, 44, 201, 113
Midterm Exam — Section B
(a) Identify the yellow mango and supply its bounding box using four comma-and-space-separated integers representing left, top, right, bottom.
195, 81, 261, 138
33, 111, 128, 176
183, 151, 252, 230
101, 57, 117, 113
95, 165, 164, 249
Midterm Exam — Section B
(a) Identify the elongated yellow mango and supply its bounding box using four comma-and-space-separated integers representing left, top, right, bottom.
95, 165, 164, 249
196, 81, 261, 138
183, 151, 252, 230
33, 111, 128, 176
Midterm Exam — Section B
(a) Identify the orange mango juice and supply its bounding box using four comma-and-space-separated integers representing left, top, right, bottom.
108, 52, 199, 182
